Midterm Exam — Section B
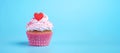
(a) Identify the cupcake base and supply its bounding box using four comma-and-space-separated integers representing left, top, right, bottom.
26, 30, 52, 46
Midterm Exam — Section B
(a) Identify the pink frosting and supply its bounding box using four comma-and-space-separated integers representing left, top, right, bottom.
26, 13, 53, 31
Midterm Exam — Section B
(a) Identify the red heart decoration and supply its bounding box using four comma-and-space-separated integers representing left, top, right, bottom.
34, 12, 44, 21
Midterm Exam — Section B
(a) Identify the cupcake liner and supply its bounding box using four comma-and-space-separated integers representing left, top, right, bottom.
26, 31, 52, 46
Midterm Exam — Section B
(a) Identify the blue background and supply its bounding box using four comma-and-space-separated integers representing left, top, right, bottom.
0, 0, 120, 53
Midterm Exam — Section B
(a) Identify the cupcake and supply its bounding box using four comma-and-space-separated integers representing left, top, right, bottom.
26, 12, 53, 46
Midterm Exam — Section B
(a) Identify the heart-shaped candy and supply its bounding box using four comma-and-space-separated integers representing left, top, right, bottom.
34, 12, 44, 21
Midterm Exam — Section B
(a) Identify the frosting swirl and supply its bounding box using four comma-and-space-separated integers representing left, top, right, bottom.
26, 13, 53, 31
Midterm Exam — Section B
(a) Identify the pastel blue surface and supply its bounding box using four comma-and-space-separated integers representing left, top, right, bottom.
0, 0, 120, 53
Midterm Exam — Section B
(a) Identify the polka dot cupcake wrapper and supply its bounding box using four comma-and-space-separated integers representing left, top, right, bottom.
27, 32, 52, 46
